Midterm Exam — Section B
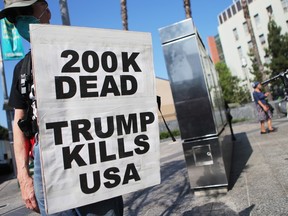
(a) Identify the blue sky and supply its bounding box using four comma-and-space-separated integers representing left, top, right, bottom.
0, 0, 233, 128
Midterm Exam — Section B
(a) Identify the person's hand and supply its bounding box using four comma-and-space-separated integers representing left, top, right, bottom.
263, 105, 269, 112
19, 176, 40, 213
265, 92, 270, 97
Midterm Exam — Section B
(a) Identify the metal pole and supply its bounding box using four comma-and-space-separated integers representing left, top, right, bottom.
241, 60, 253, 101
0, 48, 17, 177
59, 0, 71, 26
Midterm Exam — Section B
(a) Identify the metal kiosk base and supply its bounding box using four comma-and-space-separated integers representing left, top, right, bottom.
182, 128, 233, 194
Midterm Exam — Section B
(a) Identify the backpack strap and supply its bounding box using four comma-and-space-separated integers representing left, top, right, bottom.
17, 51, 38, 138
157, 96, 176, 142
20, 51, 32, 99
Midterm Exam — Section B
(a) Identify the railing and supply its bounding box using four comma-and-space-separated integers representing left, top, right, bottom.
262, 69, 288, 99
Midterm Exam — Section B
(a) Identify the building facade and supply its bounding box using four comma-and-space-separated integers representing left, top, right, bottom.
208, 36, 221, 64
156, 77, 176, 122
208, 35, 225, 64
217, 0, 288, 84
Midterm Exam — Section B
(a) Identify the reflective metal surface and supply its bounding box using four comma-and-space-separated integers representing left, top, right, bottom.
159, 18, 232, 190
182, 127, 232, 189
159, 18, 226, 140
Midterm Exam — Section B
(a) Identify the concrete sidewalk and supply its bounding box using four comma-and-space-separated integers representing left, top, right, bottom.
1, 118, 288, 215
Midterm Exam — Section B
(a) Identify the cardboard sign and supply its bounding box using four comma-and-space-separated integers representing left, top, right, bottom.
30, 24, 160, 214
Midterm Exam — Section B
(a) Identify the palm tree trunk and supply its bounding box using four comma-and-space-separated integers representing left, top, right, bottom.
59, 0, 71, 26
183, 0, 192, 19
121, 0, 128, 30
241, 0, 264, 79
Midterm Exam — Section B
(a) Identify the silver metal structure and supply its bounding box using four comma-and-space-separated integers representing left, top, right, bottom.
159, 18, 233, 191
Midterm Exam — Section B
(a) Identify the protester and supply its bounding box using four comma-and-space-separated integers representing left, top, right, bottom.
252, 81, 275, 134
0, 0, 123, 215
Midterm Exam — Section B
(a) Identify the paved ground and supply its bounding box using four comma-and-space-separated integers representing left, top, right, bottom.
1, 117, 288, 216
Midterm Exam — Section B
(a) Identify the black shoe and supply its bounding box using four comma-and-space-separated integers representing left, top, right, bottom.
260, 131, 267, 134
268, 128, 277, 133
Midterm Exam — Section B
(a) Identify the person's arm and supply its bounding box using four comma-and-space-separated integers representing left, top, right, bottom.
13, 109, 39, 212
257, 100, 269, 112
253, 92, 268, 111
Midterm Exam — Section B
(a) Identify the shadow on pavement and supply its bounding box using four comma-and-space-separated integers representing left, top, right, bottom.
124, 159, 190, 216
228, 132, 253, 190
183, 202, 238, 215
183, 202, 255, 216
124, 132, 254, 215
239, 204, 255, 216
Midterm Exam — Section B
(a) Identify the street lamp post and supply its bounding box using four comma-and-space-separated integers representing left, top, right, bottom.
241, 58, 253, 101
0, 49, 17, 177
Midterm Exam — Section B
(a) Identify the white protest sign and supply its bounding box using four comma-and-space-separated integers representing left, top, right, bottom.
30, 24, 160, 214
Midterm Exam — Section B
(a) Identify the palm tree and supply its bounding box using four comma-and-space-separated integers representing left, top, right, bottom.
183, 0, 192, 19
241, 0, 264, 79
59, 0, 71, 26
121, 0, 128, 30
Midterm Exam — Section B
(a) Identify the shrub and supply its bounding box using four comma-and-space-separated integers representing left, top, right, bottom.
160, 130, 180, 140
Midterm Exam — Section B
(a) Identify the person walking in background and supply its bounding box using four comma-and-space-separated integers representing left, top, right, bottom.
0, 0, 123, 215
252, 81, 275, 134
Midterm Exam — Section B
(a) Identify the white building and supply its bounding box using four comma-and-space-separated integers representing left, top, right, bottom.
217, 0, 288, 84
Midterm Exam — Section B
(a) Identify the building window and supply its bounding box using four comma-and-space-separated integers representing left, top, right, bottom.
248, 41, 253, 51
219, 15, 223, 24
233, 28, 239, 41
266, 5, 273, 17
227, 8, 232, 18
259, 34, 266, 45
222, 12, 227, 21
286, 20, 288, 28
232, 4, 237, 15
243, 22, 249, 35
281, 0, 288, 13
236, 1, 242, 11
254, 14, 261, 28
237, 46, 243, 59
264, 55, 271, 64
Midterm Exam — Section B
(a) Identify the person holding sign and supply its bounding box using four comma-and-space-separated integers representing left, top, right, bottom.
1, 0, 123, 215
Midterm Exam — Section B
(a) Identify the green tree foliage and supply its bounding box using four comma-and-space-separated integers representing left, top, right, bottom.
215, 62, 250, 104
0, 125, 9, 140
266, 20, 288, 76
265, 20, 288, 99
